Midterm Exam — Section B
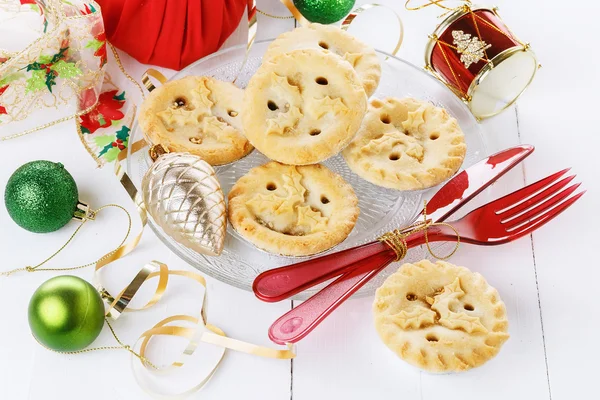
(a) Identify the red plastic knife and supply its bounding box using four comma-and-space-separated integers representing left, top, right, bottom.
253, 144, 535, 304
265, 144, 535, 345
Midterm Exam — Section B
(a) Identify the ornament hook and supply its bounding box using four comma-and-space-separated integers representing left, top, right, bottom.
148, 144, 170, 162
73, 201, 96, 222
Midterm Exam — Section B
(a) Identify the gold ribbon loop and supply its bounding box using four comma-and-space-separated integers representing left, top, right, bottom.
116, 264, 295, 398
141, 68, 168, 93
1, 204, 133, 277
341, 4, 404, 57
96, 146, 294, 397
98, 261, 168, 319
378, 201, 460, 261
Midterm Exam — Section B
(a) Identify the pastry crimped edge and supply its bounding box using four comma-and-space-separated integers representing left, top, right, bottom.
242, 49, 367, 165
264, 23, 381, 97
227, 162, 359, 256
373, 260, 509, 373
342, 97, 467, 190
138, 75, 253, 166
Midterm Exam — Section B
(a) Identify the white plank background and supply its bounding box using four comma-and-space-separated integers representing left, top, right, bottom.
0, 0, 597, 399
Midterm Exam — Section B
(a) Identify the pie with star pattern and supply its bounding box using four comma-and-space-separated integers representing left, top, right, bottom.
263, 23, 381, 97
241, 49, 367, 165
138, 76, 253, 165
342, 97, 466, 190
228, 161, 359, 256
373, 260, 509, 373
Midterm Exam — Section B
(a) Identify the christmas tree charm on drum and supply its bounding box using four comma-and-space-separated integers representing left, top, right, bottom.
424, 5, 539, 119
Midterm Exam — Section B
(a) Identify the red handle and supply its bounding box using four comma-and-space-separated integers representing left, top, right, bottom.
254, 225, 454, 302
253, 241, 392, 302
267, 227, 455, 344
268, 251, 395, 344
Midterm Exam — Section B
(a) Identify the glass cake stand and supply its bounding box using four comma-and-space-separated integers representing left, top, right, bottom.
127, 40, 486, 299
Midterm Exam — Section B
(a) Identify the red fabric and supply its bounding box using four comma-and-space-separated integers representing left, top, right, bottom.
97, 0, 248, 70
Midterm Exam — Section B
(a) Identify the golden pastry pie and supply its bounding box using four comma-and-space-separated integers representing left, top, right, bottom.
373, 260, 509, 373
242, 49, 367, 165
138, 76, 253, 166
264, 23, 381, 97
228, 161, 359, 256
342, 97, 466, 190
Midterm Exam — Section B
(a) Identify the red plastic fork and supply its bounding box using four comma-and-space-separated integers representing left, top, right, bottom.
268, 170, 585, 345
255, 169, 573, 302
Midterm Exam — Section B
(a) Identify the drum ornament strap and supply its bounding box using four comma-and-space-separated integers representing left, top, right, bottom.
406, 0, 471, 13
407, 0, 529, 98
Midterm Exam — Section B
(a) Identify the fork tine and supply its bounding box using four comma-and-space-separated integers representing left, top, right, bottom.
504, 183, 581, 229
506, 191, 585, 239
499, 175, 576, 220
491, 168, 570, 213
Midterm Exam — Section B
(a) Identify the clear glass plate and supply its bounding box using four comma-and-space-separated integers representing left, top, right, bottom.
127, 40, 486, 299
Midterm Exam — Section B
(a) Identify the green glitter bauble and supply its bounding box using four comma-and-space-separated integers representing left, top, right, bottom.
294, 0, 356, 24
29, 276, 105, 352
4, 160, 79, 233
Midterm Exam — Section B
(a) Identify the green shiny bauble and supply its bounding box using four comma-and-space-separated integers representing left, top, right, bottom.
28, 276, 105, 352
4, 160, 79, 233
294, 0, 356, 24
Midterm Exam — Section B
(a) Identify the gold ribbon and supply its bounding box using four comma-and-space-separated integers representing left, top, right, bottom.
121, 266, 295, 397
280, 0, 403, 56
96, 261, 294, 397
0, 0, 106, 142
6, 105, 294, 398
378, 201, 460, 261
15, 134, 293, 397
405, 0, 468, 12
341, 4, 404, 57
141, 68, 168, 93
105, 150, 295, 398
0, 203, 132, 277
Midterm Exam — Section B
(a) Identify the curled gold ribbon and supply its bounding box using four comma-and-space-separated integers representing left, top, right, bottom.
7, 126, 294, 396
341, 3, 404, 57
96, 260, 294, 398
280, 0, 404, 57
141, 68, 168, 93
95, 145, 294, 397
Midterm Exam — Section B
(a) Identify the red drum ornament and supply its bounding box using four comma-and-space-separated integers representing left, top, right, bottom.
424, 5, 538, 119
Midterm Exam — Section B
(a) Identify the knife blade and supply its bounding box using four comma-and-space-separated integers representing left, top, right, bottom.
426, 144, 534, 222
253, 145, 535, 303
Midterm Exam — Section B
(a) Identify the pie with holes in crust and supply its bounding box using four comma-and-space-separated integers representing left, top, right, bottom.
138, 76, 253, 166
228, 161, 359, 256
242, 49, 367, 165
264, 23, 381, 97
342, 97, 466, 190
373, 260, 509, 373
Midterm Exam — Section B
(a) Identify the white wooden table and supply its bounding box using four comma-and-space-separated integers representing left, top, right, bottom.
0, 0, 597, 398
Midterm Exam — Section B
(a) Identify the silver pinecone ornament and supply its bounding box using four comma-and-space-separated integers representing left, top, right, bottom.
142, 150, 226, 256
